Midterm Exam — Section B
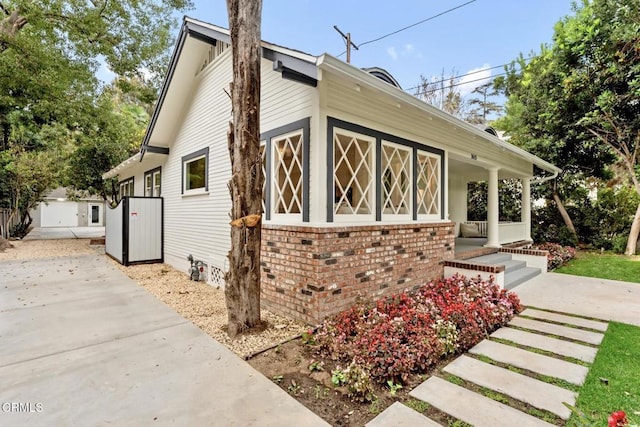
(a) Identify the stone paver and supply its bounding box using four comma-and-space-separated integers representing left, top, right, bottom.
443, 355, 576, 419
521, 308, 608, 332
491, 327, 598, 363
470, 340, 589, 385
509, 317, 604, 345
366, 402, 441, 427
410, 376, 554, 427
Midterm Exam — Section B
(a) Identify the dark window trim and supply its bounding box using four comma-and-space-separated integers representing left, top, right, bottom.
327, 117, 445, 222
119, 177, 135, 197
260, 117, 310, 222
181, 147, 209, 194
144, 166, 162, 197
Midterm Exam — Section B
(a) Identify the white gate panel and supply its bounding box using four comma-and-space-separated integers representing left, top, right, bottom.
127, 198, 162, 263
105, 202, 124, 264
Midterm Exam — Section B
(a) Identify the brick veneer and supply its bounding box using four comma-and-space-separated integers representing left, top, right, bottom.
260, 222, 455, 324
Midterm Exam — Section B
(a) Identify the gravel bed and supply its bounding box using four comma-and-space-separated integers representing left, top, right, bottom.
0, 238, 308, 358
111, 261, 307, 357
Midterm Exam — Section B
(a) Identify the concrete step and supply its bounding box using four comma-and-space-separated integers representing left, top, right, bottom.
505, 267, 541, 290
469, 340, 589, 385
502, 259, 527, 272
491, 327, 598, 363
520, 308, 608, 332
366, 402, 441, 427
469, 252, 513, 264
410, 376, 554, 427
509, 317, 604, 345
443, 355, 576, 419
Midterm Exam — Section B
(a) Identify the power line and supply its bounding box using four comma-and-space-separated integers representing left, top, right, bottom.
413, 71, 510, 97
404, 63, 513, 92
408, 55, 535, 95
336, 0, 477, 57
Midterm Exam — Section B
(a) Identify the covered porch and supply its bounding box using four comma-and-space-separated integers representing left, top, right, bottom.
448, 152, 540, 251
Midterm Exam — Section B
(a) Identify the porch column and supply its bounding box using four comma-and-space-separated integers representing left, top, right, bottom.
522, 177, 532, 241
485, 167, 500, 248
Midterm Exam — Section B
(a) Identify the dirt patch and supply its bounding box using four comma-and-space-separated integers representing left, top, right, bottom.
0, 236, 13, 252
247, 339, 461, 426
0, 239, 96, 260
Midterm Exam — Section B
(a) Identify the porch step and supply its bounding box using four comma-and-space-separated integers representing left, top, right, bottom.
464, 252, 542, 289
502, 259, 527, 272
469, 253, 512, 264
505, 267, 541, 290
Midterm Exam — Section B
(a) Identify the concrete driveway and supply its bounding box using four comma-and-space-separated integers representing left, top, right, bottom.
23, 226, 105, 240
0, 253, 328, 426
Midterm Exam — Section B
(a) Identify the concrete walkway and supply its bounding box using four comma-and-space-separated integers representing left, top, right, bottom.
23, 226, 105, 240
368, 272, 640, 426
514, 272, 640, 327
0, 254, 328, 426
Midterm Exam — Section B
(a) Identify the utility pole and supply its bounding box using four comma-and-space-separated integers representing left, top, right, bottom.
333, 25, 358, 63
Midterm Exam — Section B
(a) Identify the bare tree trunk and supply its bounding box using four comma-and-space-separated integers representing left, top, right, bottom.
224, 0, 263, 338
626, 202, 640, 255
551, 180, 578, 242
624, 171, 640, 255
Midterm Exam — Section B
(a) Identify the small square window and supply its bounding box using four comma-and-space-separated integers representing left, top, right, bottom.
186, 157, 206, 190
182, 148, 209, 194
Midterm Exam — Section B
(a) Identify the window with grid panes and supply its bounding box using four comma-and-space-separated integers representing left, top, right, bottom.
272, 131, 303, 216
333, 129, 375, 218
417, 150, 441, 219
382, 141, 411, 217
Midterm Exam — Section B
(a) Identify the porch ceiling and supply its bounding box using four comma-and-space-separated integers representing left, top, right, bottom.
449, 155, 527, 181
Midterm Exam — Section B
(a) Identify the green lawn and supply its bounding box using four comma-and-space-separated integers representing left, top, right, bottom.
555, 251, 640, 283
554, 251, 640, 425
569, 322, 640, 426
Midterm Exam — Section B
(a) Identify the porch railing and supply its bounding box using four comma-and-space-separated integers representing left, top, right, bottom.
464, 221, 488, 237
464, 221, 527, 244
498, 222, 527, 244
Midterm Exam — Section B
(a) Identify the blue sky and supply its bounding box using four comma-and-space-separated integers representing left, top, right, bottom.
183, 0, 575, 96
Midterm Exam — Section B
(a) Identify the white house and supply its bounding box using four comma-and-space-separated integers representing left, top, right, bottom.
104, 17, 559, 323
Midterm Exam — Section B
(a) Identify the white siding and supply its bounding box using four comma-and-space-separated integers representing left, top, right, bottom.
161, 52, 315, 283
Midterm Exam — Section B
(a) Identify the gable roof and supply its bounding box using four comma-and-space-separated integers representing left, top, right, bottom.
126, 16, 559, 178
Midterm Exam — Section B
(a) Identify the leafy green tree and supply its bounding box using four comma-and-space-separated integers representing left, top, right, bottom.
0, 1, 191, 235
493, 0, 640, 251
466, 82, 503, 125
66, 93, 147, 203
467, 180, 522, 223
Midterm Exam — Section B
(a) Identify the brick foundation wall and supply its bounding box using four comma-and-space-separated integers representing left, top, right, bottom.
260, 222, 455, 324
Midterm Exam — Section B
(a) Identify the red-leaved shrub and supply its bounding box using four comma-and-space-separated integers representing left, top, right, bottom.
315, 275, 521, 385
533, 242, 576, 270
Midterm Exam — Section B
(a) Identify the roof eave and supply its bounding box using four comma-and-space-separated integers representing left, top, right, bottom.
102, 153, 142, 179
316, 54, 561, 175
